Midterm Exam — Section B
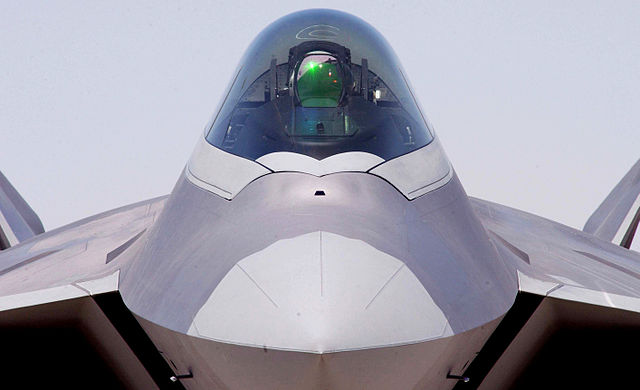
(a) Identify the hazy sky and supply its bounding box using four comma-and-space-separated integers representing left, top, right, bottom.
1, 1, 639, 231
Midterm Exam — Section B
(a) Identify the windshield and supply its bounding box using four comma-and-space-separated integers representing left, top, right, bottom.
206, 9, 434, 161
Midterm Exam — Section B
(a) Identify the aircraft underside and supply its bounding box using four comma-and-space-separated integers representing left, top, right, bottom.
3, 290, 640, 389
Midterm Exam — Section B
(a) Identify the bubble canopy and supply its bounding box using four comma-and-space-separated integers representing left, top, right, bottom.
205, 9, 434, 161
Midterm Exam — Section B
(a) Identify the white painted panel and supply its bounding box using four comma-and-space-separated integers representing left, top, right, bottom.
75, 270, 120, 295
186, 137, 271, 199
363, 265, 453, 343
548, 274, 584, 288
257, 151, 384, 176
238, 231, 322, 309
189, 264, 284, 347
190, 231, 451, 353
0, 211, 19, 246
631, 234, 640, 252
613, 192, 640, 246
517, 271, 560, 296
0, 285, 87, 311
369, 138, 452, 199
321, 230, 403, 305
549, 285, 640, 313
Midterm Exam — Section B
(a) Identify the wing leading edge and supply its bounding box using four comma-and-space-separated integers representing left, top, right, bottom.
0, 195, 184, 389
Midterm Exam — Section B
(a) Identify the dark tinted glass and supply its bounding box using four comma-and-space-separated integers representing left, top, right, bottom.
206, 9, 433, 161
297, 54, 343, 108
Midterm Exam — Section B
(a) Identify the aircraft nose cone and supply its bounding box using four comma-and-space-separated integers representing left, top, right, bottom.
187, 231, 453, 353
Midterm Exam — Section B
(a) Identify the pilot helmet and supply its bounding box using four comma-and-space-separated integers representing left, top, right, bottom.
289, 41, 354, 108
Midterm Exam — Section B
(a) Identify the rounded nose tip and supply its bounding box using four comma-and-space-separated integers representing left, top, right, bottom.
188, 231, 452, 353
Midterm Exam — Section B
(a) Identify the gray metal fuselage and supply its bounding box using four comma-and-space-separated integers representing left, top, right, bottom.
115, 169, 517, 388
3, 8, 640, 390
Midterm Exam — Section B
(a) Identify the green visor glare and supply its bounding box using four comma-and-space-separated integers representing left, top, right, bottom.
296, 54, 343, 108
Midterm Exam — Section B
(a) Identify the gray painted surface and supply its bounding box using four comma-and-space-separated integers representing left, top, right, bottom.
584, 158, 640, 244
106, 228, 147, 263
2, 168, 640, 387
473, 197, 640, 301
1, 6, 639, 386
256, 151, 384, 176
369, 137, 452, 199
0, 196, 166, 298
4, 181, 638, 333
186, 134, 452, 200
1, 149, 640, 387
120, 170, 517, 342
186, 137, 271, 199
188, 231, 453, 353
0, 170, 44, 247
139, 313, 501, 390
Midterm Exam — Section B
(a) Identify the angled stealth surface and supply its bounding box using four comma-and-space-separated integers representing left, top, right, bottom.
472, 197, 640, 311
256, 151, 384, 176
188, 231, 453, 353
0, 170, 45, 248
120, 170, 517, 349
369, 137, 452, 199
583, 158, 640, 246
0, 196, 167, 309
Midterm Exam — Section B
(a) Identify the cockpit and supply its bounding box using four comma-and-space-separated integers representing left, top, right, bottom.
205, 9, 434, 161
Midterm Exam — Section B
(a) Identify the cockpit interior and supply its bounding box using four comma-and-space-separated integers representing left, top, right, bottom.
206, 11, 434, 161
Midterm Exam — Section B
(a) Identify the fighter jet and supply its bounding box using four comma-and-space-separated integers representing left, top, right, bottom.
1, 8, 639, 390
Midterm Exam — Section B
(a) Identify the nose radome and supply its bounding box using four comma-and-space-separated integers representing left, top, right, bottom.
187, 231, 453, 353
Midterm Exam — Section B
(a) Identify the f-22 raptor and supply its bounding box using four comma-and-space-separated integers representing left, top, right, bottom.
2, 9, 640, 390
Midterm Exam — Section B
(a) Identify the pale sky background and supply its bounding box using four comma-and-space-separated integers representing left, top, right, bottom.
1, 1, 639, 231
